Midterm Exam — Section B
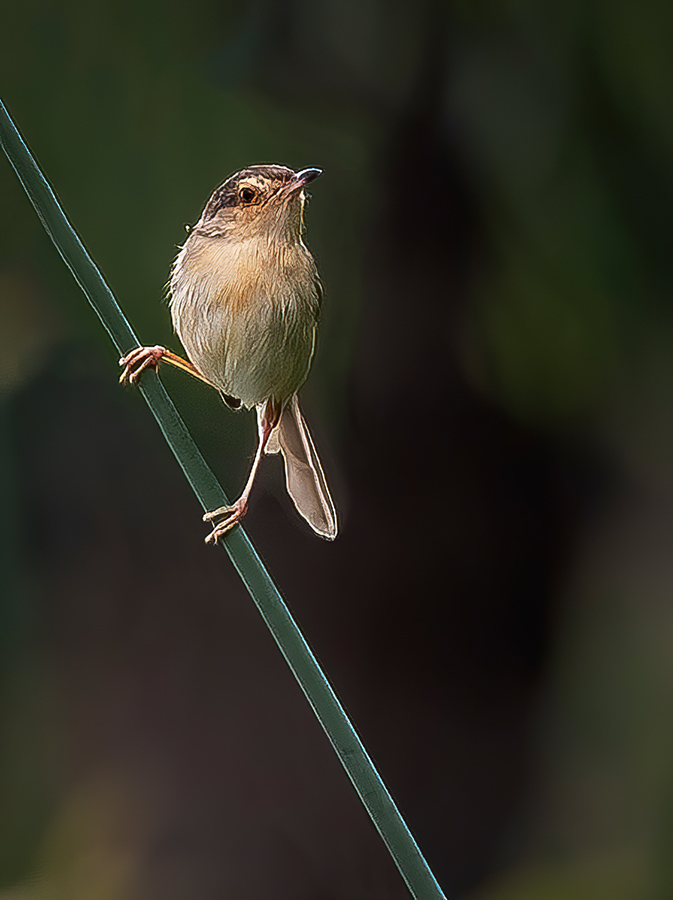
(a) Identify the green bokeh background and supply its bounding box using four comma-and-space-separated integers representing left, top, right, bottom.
1, 1, 673, 898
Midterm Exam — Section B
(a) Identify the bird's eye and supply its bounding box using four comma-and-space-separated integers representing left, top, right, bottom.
239, 186, 257, 204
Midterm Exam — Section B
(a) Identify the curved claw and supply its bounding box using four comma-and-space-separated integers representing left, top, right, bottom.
203, 500, 248, 544
119, 345, 167, 385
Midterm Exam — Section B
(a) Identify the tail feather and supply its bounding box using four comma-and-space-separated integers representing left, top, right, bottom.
266, 395, 337, 540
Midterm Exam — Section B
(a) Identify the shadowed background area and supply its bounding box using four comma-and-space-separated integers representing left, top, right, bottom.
1, 1, 673, 898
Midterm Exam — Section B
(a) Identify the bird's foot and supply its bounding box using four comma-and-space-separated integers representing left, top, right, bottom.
119, 346, 168, 385
203, 499, 248, 544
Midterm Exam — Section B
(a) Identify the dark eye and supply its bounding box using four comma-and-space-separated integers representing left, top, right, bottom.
239, 186, 257, 204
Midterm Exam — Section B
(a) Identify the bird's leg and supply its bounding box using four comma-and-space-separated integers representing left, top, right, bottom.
203, 398, 282, 544
119, 345, 218, 389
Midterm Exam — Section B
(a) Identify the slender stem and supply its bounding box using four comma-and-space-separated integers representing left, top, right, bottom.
0, 98, 447, 900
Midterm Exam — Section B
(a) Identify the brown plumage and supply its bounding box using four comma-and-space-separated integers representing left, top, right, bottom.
120, 165, 337, 543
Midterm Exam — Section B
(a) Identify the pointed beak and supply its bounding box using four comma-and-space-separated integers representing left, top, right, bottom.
282, 167, 322, 197
295, 167, 322, 185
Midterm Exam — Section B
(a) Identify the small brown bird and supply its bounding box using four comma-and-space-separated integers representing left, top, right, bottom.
120, 164, 337, 544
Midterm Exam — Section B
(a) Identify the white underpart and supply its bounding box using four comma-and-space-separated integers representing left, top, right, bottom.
169, 233, 320, 408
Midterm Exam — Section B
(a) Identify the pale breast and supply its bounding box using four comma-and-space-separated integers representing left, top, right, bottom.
169, 234, 320, 408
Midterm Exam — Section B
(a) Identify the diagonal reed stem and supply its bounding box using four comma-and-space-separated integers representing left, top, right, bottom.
0, 98, 448, 900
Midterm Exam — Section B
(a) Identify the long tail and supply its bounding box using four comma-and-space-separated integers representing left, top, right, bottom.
265, 395, 338, 540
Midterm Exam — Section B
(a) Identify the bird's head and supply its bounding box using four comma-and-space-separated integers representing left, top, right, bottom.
195, 164, 321, 241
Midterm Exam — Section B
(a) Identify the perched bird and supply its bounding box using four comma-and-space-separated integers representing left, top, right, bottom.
120, 164, 337, 544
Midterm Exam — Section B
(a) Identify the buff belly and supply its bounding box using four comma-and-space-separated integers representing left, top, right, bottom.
169, 236, 319, 408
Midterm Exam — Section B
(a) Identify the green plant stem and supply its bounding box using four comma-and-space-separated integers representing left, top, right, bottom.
0, 98, 448, 900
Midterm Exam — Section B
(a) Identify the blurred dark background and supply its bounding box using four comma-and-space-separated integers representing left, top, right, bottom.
1, 1, 673, 898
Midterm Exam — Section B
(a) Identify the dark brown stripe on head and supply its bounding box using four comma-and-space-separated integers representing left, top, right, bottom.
202, 165, 296, 219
